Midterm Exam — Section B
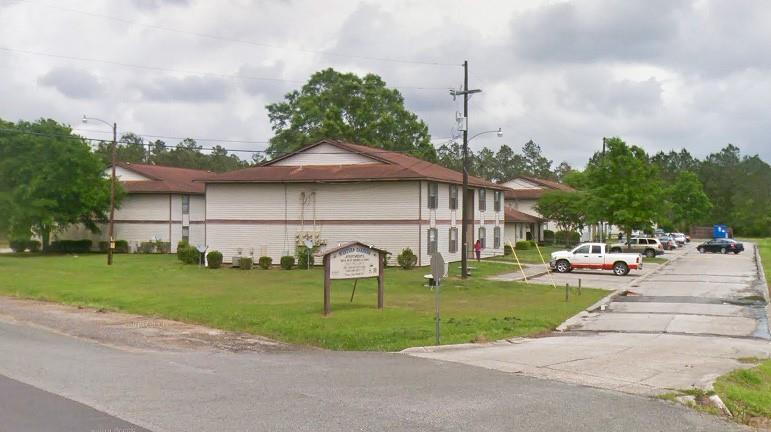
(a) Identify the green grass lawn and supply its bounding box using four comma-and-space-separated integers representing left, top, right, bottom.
714, 358, 771, 425
0, 254, 606, 351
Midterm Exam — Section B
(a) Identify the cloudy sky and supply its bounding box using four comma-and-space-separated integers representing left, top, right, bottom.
1, 0, 770, 167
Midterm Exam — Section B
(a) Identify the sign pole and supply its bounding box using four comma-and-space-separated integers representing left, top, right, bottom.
323, 255, 331, 316
435, 280, 441, 345
430, 252, 445, 345
377, 252, 384, 310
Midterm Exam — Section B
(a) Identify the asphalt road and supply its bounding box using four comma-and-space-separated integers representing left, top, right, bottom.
0, 313, 740, 432
0, 374, 149, 432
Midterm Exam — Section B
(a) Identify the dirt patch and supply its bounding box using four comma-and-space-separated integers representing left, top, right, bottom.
0, 296, 298, 353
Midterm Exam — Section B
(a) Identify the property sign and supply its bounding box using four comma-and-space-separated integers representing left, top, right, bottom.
328, 245, 380, 280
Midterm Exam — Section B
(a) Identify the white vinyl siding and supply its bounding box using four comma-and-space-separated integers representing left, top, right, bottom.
110, 166, 152, 181
270, 143, 378, 166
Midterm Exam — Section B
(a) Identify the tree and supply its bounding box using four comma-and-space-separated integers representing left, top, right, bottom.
0, 118, 115, 250
521, 140, 553, 179
535, 190, 588, 245
651, 149, 699, 182
495, 144, 525, 181
553, 161, 574, 182
266, 68, 435, 161
94, 132, 147, 165
583, 137, 663, 243
147, 139, 248, 172
666, 171, 712, 232
473, 147, 498, 181
436, 141, 465, 172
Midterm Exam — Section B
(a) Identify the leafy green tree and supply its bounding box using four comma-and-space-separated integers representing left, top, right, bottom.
651, 149, 699, 182
473, 147, 498, 181
535, 190, 588, 245
553, 161, 574, 182
94, 132, 147, 165
666, 171, 712, 232
584, 137, 663, 242
0, 118, 115, 250
266, 68, 435, 160
436, 141, 465, 172
495, 144, 525, 181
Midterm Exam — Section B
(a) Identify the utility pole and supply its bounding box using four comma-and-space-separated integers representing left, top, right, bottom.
450, 61, 481, 279
108, 122, 117, 265
600, 137, 607, 243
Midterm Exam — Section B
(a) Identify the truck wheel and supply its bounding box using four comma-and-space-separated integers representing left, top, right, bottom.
644, 249, 656, 258
610, 247, 622, 253
555, 259, 571, 273
613, 261, 630, 276
721, 247, 727, 254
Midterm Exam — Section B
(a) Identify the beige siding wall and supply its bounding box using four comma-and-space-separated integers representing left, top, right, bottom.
115, 194, 169, 221
206, 182, 421, 264
271, 143, 377, 166
500, 178, 540, 189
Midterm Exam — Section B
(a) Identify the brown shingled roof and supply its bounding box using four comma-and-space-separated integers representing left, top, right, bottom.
504, 207, 544, 223
116, 162, 214, 195
203, 139, 506, 190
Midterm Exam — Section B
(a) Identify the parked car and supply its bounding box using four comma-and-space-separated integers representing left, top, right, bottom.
697, 238, 745, 254
550, 243, 642, 276
669, 233, 687, 246
609, 237, 664, 258
658, 236, 676, 250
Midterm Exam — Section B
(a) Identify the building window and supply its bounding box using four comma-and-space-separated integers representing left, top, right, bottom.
494, 190, 502, 212
494, 226, 501, 249
182, 226, 190, 243
478, 189, 486, 211
478, 227, 486, 249
182, 195, 190, 215
427, 182, 438, 209
449, 227, 458, 253
449, 184, 458, 210
427, 228, 438, 254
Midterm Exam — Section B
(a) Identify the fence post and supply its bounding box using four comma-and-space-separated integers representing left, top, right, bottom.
565, 283, 569, 302
578, 278, 582, 295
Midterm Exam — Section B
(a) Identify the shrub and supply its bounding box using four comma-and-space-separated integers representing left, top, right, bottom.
239, 257, 253, 270
27, 240, 41, 253
138, 241, 156, 254
9, 239, 27, 252
529, 240, 537, 248
155, 241, 171, 254
176, 242, 200, 264
555, 230, 580, 245
258, 256, 272, 270
503, 244, 513, 255
296, 244, 317, 269
207, 250, 223, 269
50, 240, 92, 254
98, 241, 109, 253
515, 240, 531, 250
397, 248, 417, 270
114, 240, 129, 254
543, 229, 555, 243
280, 255, 295, 270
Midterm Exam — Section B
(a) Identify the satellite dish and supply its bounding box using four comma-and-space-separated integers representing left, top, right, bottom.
196, 244, 208, 253
303, 239, 314, 249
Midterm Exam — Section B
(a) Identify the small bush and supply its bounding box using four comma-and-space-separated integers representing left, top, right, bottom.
239, 256, 253, 270
529, 240, 537, 248
258, 256, 272, 269
176, 242, 200, 264
296, 244, 317, 269
138, 241, 156, 254
9, 239, 27, 252
503, 244, 513, 255
98, 241, 109, 252
114, 240, 129, 254
543, 230, 555, 243
280, 255, 295, 270
555, 230, 580, 245
50, 239, 92, 254
155, 241, 171, 254
27, 240, 41, 253
397, 248, 417, 270
515, 240, 531, 250
207, 250, 223, 269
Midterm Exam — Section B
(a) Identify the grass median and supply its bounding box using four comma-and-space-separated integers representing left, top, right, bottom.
0, 253, 606, 351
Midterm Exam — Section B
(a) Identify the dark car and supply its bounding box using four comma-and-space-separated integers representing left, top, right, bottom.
697, 238, 744, 254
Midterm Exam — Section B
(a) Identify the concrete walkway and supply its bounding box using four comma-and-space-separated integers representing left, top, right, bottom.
406, 242, 771, 396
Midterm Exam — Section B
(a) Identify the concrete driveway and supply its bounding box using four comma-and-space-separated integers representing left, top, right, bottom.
406, 242, 770, 396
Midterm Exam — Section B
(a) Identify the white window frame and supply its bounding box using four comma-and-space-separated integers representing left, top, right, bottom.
478, 189, 486, 211
449, 184, 458, 210
428, 182, 438, 209
449, 227, 458, 253
182, 226, 190, 243
427, 228, 438, 254
493, 226, 501, 249
182, 195, 190, 215
478, 227, 486, 249
494, 190, 502, 212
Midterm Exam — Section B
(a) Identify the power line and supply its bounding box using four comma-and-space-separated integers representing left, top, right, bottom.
75, 128, 271, 145
20, 0, 460, 68
0, 46, 452, 91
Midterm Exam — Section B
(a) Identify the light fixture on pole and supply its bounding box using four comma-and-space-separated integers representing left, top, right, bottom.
82, 115, 117, 266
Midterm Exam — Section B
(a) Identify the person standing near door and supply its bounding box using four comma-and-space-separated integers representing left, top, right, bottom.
474, 239, 482, 262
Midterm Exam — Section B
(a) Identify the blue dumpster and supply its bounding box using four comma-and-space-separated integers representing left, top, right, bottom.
713, 224, 729, 239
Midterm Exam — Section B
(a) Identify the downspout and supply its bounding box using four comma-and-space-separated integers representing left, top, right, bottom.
168, 193, 172, 247
204, 184, 207, 246
283, 184, 288, 256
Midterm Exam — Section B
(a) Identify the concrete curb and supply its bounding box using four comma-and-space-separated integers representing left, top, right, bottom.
752, 241, 771, 336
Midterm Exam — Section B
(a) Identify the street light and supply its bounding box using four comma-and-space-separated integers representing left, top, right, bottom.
82, 115, 117, 266
469, 128, 503, 141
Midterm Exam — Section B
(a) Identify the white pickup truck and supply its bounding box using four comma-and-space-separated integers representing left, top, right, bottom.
549, 243, 642, 276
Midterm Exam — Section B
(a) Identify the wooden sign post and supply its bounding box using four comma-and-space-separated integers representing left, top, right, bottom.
318, 242, 388, 316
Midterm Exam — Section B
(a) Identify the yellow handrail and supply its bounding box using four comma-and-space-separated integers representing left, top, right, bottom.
507, 240, 528, 284
533, 241, 557, 289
